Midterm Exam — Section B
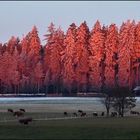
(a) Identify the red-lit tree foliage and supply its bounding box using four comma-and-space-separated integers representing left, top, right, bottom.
34, 61, 44, 94
6, 36, 20, 55
118, 20, 135, 89
61, 23, 77, 95
21, 33, 31, 56
0, 43, 3, 55
0, 20, 140, 96
88, 20, 105, 92
44, 23, 55, 88
19, 33, 31, 93
28, 26, 42, 92
132, 22, 140, 87
44, 23, 64, 94
134, 22, 140, 59
0, 50, 19, 93
19, 26, 42, 94
105, 24, 118, 89
75, 21, 90, 92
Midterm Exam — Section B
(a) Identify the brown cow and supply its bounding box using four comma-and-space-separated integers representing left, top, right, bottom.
130, 110, 140, 115
19, 117, 33, 125
101, 112, 105, 116
64, 112, 68, 116
111, 112, 117, 117
81, 112, 86, 117
78, 110, 83, 113
19, 108, 25, 112
93, 112, 98, 116
7, 109, 14, 113
73, 112, 78, 117
13, 111, 24, 117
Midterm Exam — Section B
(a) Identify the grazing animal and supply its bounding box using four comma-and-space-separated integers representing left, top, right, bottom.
111, 112, 117, 117
101, 112, 104, 116
130, 111, 140, 115
93, 112, 98, 116
13, 111, 24, 117
73, 112, 78, 117
19, 108, 25, 112
7, 109, 14, 113
19, 117, 33, 125
81, 112, 86, 117
64, 112, 68, 116
78, 110, 83, 113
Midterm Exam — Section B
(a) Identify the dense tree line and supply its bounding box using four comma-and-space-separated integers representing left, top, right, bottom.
0, 20, 140, 96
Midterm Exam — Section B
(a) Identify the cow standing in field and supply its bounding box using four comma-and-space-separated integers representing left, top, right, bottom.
101, 112, 105, 116
64, 112, 68, 117
13, 111, 24, 117
7, 109, 14, 113
73, 112, 78, 117
130, 111, 140, 115
81, 112, 86, 117
19, 108, 25, 112
19, 117, 33, 125
111, 112, 117, 117
78, 110, 83, 113
93, 112, 98, 117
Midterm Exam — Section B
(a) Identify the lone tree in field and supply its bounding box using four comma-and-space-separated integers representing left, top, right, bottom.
101, 89, 114, 117
101, 87, 136, 117
111, 87, 136, 117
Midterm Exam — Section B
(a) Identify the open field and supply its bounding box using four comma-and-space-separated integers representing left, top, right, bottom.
0, 97, 140, 139
0, 117, 140, 139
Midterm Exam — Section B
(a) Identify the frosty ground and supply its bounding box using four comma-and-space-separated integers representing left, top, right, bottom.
0, 97, 140, 139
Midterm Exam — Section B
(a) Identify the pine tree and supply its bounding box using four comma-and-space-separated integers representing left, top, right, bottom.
0, 50, 19, 93
34, 61, 44, 94
6, 36, 20, 55
44, 23, 64, 94
132, 22, 140, 86
75, 21, 90, 92
105, 24, 118, 89
134, 22, 140, 59
118, 20, 135, 89
88, 20, 105, 92
19, 32, 31, 93
61, 23, 77, 95
28, 26, 41, 92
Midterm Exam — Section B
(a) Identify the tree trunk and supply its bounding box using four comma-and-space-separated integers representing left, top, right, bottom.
106, 107, 109, 117
121, 98, 124, 117
37, 82, 40, 94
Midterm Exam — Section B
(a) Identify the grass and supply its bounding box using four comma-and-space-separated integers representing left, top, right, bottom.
0, 116, 140, 139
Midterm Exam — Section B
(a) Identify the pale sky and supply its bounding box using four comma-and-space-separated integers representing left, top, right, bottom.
0, 1, 140, 45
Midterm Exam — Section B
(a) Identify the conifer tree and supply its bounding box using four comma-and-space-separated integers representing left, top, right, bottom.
75, 21, 90, 92
118, 20, 135, 88
61, 23, 77, 95
88, 20, 105, 92
44, 23, 64, 94
105, 24, 118, 89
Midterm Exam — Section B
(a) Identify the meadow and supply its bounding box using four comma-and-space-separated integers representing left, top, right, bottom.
0, 97, 140, 139
0, 117, 140, 139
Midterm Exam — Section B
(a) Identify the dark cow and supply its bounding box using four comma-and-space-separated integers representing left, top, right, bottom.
19, 117, 33, 125
19, 108, 25, 112
81, 112, 86, 117
73, 112, 78, 117
7, 109, 14, 113
13, 111, 24, 117
64, 112, 68, 116
93, 112, 98, 116
78, 110, 83, 113
101, 112, 105, 116
111, 112, 117, 117
130, 111, 140, 115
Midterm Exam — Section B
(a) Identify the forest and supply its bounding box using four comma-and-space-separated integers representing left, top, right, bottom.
0, 20, 140, 96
